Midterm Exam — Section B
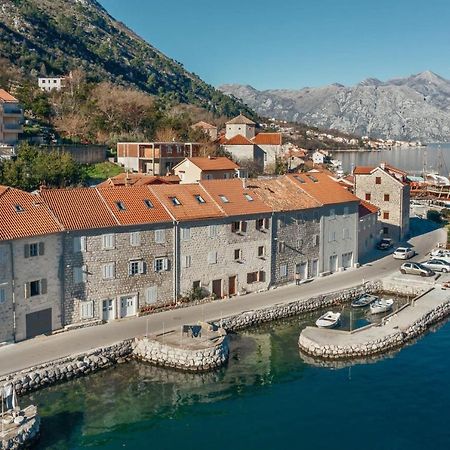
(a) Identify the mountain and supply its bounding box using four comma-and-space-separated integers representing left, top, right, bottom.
0, 0, 252, 117
220, 71, 450, 142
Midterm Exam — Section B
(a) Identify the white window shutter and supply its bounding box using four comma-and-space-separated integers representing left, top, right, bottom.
163, 258, 169, 271
138, 261, 145, 274
24, 282, 30, 299
82, 265, 88, 282
80, 236, 87, 252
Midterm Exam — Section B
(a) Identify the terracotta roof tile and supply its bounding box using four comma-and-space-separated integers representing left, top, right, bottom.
97, 173, 180, 188
200, 179, 272, 216
353, 166, 376, 175
251, 133, 282, 146
0, 89, 18, 103
359, 200, 379, 217
183, 157, 239, 171
150, 184, 225, 222
40, 188, 118, 230
0, 187, 62, 240
226, 114, 256, 125
223, 134, 254, 146
97, 186, 172, 225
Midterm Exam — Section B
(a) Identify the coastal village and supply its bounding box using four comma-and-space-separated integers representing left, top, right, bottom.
0, 78, 448, 447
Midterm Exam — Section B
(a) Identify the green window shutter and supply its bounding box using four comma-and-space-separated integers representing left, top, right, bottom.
24, 244, 30, 258
39, 242, 45, 256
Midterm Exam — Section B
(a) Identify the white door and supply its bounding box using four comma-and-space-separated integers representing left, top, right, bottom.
297, 262, 308, 280
120, 295, 137, 318
311, 259, 319, 278
102, 299, 114, 321
342, 252, 353, 269
329, 255, 338, 273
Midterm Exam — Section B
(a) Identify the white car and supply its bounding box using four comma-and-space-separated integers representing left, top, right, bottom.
430, 249, 450, 263
393, 247, 416, 260
421, 259, 450, 273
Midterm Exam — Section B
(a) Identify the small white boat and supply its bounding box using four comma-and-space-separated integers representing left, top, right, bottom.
315, 311, 341, 328
369, 299, 394, 314
351, 293, 378, 308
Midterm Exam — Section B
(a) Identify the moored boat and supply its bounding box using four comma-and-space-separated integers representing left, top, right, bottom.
315, 311, 341, 328
369, 299, 394, 314
351, 293, 378, 308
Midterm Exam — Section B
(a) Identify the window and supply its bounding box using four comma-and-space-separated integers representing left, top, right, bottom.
154, 257, 169, 272
25, 279, 46, 298
383, 227, 389, 235
0, 287, 6, 305
102, 263, 115, 279
232, 221, 240, 233
376, 177, 381, 184
14, 204, 24, 213
329, 231, 336, 242
116, 201, 126, 211
384, 194, 390, 201
80, 301, 94, 319
383, 212, 390, 220
181, 227, 191, 241
313, 234, 319, 246
144, 199, 154, 209
258, 246, 265, 257
73, 236, 87, 253
209, 225, 218, 237
234, 249, 242, 261
329, 209, 336, 218
344, 207, 349, 216
240, 221, 247, 233
193, 280, 200, 290
208, 251, 217, 264
244, 194, 254, 201
343, 228, 350, 239
365, 193, 371, 201
279, 264, 288, 278
155, 229, 166, 244
219, 195, 229, 203
102, 234, 115, 250
129, 260, 145, 276
74, 265, 88, 284
278, 216, 286, 228
170, 196, 181, 206
24, 242, 44, 258
256, 218, 264, 230
145, 286, 158, 305
297, 239, 303, 249
130, 232, 141, 247
247, 271, 262, 284
278, 241, 286, 253
183, 255, 192, 268
195, 195, 206, 204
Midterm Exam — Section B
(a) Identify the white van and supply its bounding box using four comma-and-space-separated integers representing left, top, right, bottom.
430, 248, 450, 262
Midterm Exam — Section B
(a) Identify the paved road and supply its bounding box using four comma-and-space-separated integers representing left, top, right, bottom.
0, 224, 445, 377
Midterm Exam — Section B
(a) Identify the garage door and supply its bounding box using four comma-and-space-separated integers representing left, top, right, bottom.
26, 308, 52, 339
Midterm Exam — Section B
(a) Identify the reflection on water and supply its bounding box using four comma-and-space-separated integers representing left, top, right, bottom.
22, 310, 450, 450
334, 143, 450, 175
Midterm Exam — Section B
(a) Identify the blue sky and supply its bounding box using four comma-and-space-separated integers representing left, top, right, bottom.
99, 0, 450, 90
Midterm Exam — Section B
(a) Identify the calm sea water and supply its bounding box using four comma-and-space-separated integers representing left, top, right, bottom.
22, 307, 450, 450
334, 143, 450, 175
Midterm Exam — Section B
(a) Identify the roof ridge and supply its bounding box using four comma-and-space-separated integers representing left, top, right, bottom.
94, 187, 121, 225
147, 185, 176, 222
37, 192, 65, 232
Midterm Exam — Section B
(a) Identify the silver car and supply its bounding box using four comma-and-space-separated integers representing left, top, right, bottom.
421, 259, 450, 273
400, 262, 434, 277
393, 247, 416, 260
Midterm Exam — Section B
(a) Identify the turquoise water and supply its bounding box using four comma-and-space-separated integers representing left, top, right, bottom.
23, 310, 450, 450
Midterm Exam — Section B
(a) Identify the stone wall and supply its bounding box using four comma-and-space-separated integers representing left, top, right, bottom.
0, 405, 40, 450
133, 334, 229, 372
219, 280, 381, 331
0, 243, 14, 343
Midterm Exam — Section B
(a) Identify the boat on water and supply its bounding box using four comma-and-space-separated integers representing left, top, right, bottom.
315, 311, 341, 328
351, 293, 378, 308
369, 299, 394, 314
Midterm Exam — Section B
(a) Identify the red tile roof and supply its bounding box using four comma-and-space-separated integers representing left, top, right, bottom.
223, 134, 254, 146
0, 186, 62, 240
150, 184, 225, 221
97, 186, 172, 225
251, 133, 282, 146
97, 173, 180, 187
40, 188, 118, 230
184, 157, 239, 171
0, 89, 18, 103
200, 179, 272, 216
353, 166, 375, 175
359, 200, 379, 217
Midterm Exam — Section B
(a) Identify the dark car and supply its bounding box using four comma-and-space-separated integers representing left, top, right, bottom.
377, 238, 393, 250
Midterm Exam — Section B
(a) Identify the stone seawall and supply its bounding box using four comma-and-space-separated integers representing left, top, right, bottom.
133, 334, 229, 372
220, 281, 381, 332
299, 298, 450, 360
0, 406, 40, 450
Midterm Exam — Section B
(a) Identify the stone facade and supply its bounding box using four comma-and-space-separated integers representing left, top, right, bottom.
358, 208, 380, 259
63, 224, 174, 326
177, 215, 272, 298
0, 242, 14, 343
354, 166, 410, 242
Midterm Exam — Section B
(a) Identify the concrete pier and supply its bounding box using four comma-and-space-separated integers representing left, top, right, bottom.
299, 281, 450, 360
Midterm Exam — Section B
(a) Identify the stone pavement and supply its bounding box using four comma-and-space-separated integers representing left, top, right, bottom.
0, 225, 444, 377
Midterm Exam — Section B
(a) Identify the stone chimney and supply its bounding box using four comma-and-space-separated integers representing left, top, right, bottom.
380, 162, 386, 170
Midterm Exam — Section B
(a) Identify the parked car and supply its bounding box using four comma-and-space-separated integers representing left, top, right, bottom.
430, 249, 450, 262
377, 238, 393, 250
400, 262, 434, 277
393, 247, 416, 260
421, 259, 450, 273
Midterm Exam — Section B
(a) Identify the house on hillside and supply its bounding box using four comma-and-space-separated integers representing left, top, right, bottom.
353, 163, 410, 241
173, 156, 242, 184
38, 76, 66, 92
312, 150, 330, 165
191, 121, 218, 141
0, 89, 23, 146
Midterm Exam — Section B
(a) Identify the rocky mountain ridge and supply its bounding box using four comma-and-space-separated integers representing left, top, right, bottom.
220, 71, 450, 142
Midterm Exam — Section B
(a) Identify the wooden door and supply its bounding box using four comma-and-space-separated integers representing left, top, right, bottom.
228, 276, 237, 296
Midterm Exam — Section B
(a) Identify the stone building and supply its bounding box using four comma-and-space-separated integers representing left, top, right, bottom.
0, 89, 23, 146
354, 163, 410, 241
358, 200, 380, 260
191, 121, 218, 141
41, 186, 175, 326
0, 185, 63, 342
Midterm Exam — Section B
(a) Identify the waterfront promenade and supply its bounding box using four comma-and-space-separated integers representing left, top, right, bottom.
0, 225, 444, 377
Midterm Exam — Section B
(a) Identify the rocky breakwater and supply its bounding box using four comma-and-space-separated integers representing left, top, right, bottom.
0, 341, 133, 397
220, 281, 381, 332
133, 323, 229, 372
299, 288, 450, 360
0, 405, 40, 450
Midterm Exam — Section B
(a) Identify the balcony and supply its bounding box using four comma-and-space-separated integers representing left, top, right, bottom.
2, 122, 23, 133
2, 107, 23, 117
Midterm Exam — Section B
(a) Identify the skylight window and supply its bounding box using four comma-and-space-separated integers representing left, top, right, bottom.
14, 204, 24, 213
307, 175, 318, 183
195, 195, 206, 204
171, 196, 181, 206
293, 175, 305, 183
219, 195, 229, 203
244, 194, 254, 202
116, 201, 126, 211
144, 199, 154, 209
